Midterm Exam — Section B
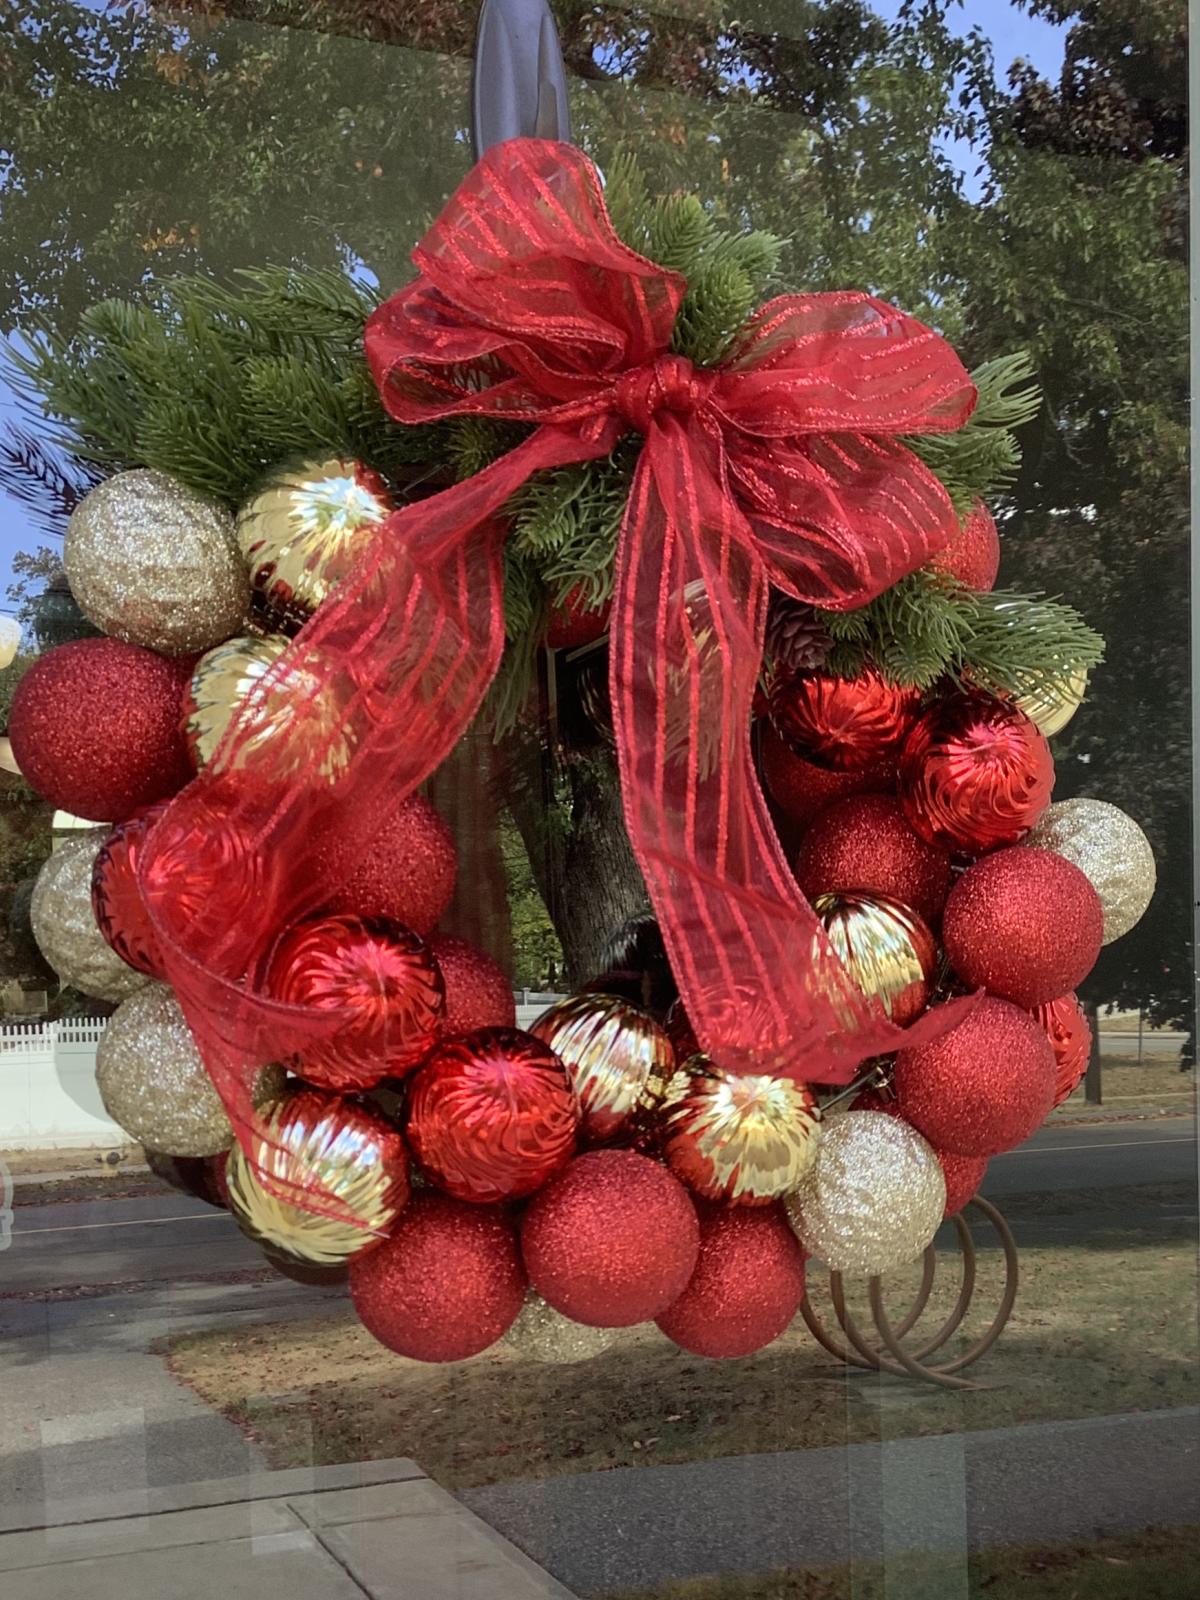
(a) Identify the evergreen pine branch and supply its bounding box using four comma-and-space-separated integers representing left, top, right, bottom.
907, 352, 1040, 512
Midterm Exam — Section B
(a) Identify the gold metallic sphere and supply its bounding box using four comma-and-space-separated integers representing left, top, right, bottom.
530, 993, 675, 1142
1016, 671, 1087, 739
813, 892, 936, 1026
183, 632, 356, 784
236, 457, 393, 630
661, 1062, 820, 1204
225, 1090, 410, 1266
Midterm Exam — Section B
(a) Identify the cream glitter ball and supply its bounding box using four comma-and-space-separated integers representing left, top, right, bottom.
96, 984, 285, 1156
1024, 798, 1156, 944
504, 1291, 618, 1364
785, 1110, 945, 1276
65, 469, 249, 655
31, 832, 151, 1002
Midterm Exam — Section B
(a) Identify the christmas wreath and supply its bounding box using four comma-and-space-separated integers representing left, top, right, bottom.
8, 139, 1154, 1363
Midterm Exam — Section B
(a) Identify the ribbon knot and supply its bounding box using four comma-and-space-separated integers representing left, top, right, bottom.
614, 354, 715, 435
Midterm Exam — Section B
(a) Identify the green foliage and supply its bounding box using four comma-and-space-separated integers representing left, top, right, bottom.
822, 569, 1104, 697
907, 352, 1041, 515
7, 268, 436, 505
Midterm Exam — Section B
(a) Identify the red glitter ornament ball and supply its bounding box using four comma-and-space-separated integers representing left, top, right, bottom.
325, 794, 457, 936
521, 1149, 700, 1327
9, 639, 192, 821
760, 725, 895, 829
428, 934, 517, 1033
268, 915, 445, 1091
772, 669, 919, 772
349, 1194, 526, 1362
546, 586, 611, 650
1031, 991, 1093, 1107
656, 1204, 807, 1359
92, 801, 171, 977
893, 996, 1057, 1156
406, 1028, 578, 1203
943, 847, 1104, 1008
898, 692, 1054, 855
940, 1151, 988, 1217
931, 499, 1001, 592
795, 793, 952, 925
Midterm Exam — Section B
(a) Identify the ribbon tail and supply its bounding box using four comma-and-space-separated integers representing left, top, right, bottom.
142, 426, 599, 1182
610, 417, 972, 1086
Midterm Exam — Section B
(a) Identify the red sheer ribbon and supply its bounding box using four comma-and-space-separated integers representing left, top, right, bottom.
142, 139, 977, 1209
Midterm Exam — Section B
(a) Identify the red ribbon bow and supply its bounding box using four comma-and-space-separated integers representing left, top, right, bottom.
148, 138, 977, 1150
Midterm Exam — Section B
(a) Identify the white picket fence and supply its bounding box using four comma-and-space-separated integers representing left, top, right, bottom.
0, 1016, 119, 1149
0, 997, 567, 1151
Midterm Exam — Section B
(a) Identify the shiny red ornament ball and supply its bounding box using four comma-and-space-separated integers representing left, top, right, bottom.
656, 1203, 807, 1359
931, 500, 1001, 592
546, 586, 611, 650
325, 794, 457, 936
9, 639, 192, 821
1031, 991, 1093, 1107
898, 692, 1054, 855
794, 793, 952, 926
772, 669, 919, 772
760, 725, 895, 829
664, 999, 700, 1064
349, 1194, 526, 1362
268, 914, 444, 1091
406, 1028, 578, 1203
428, 934, 517, 1033
521, 1149, 700, 1327
940, 1151, 988, 1217
943, 847, 1103, 1008
92, 801, 171, 977
893, 996, 1057, 1156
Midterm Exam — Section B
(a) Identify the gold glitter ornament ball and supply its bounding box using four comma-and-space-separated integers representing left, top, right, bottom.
784, 1109, 945, 1276
661, 1065, 821, 1205
31, 832, 151, 1002
183, 633, 356, 784
1016, 671, 1087, 739
65, 469, 249, 655
1023, 798, 1156, 944
96, 984, 285, 1156
503, 1290, 618, 1364
225, 1090, 410, 1266
530, 993, 675, 1142
236, 458, 393, 629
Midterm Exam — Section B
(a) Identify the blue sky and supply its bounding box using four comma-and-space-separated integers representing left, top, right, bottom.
0, 0, 1068, 626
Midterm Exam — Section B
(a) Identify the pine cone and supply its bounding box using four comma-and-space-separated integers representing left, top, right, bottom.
764, 595, 833, 680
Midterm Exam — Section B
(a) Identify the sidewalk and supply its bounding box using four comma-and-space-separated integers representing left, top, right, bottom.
0, 1457, 577, 1599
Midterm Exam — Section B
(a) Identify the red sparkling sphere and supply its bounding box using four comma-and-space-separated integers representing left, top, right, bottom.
898, 692, 1054, 855
268, 915, 445, 1091
893, 996, 1057, 1156
656, 1203, 806, 1359
760, 724, 895, 828
521, 1149, 700, 1327
943, 847, 1104, 1008
9, 639, 192, 821
772, 669, 919, 772
429, 934, 517, 1033
1031, 991, 1093, 1107
931, 499, 1001, 592
92, 801, 171, 977
350, 1194, 526, 1362
546, 586, 611, 650
406, 1028, 578, 1203
940, 1151, 988, 1217
794, 793, 952, 926
325, 794, 457, 936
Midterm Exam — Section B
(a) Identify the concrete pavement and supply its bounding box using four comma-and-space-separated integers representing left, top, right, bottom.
0, 1457, 576, 1599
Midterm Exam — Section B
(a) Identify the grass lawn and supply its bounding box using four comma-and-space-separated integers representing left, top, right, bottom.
162, 1182, 1198, 1493
1054, 1056, 1194, 1117
604, 1527, 1200, 1600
